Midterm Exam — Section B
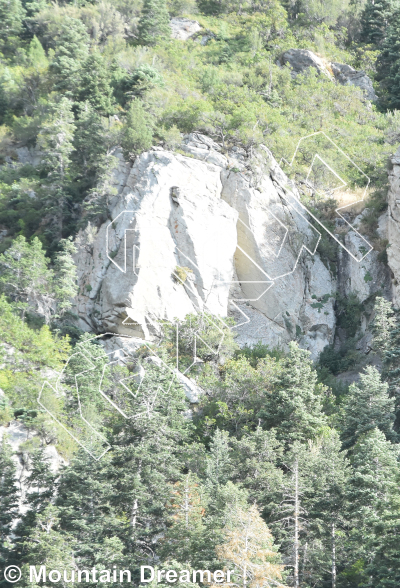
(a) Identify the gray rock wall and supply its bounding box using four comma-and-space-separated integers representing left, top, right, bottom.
73, 138, 340, 359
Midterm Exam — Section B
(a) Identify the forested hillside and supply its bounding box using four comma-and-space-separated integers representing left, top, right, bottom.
2, 0, 400, 587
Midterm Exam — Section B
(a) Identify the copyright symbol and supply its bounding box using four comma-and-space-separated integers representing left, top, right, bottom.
4, 566, 22, 583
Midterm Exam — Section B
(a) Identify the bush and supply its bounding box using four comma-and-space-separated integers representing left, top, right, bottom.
234, 341, 284, 367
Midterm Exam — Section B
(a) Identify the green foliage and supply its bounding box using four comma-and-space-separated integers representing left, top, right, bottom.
121, 99, 154, 158
120, 63, 165, 102
0, 0, 26, 55
319, 342, 360, 375
49, 17, 90, 94
360, 0, 396, 45
0, 437, 19, 572
337, 292, 363, 338
318, 291, 364, 377
137, 0, 171, 45
0, 235, 78, 322
75, 53, 116, 116
283, 0, 350, 25
0, 236, 53, 319
37, 98, 76, 242
376, 5, 400, 109
344, 427, 400, 584
53, 237, 78, 316
340, 366, 397, 449
259, 342, 327, 445
234, 341, 283, 367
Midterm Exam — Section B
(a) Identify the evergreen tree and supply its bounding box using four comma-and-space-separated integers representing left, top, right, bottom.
372, 296, 397, 355
371, 296, 400, 428
340, 366, 396, 449
260, 343, 327, 445
75, 53, 116, 116
344, 428, 400, 584
360, 0, 397, 45
73, 101, 109, 186
161, 474, 208, 567
0, 0, 26, 55
0, 438, 19, 575
26, 35, 48, 69
107, 362, 191, 570
0, 236, 54, 321
301, 431, 350, 588
56, 451, 120, 568
376, 6, 400, 108
20, 504, 75, 587
137, 0, 171, 46
205, 429, 232, 490
37, 98, 76, 242
121, 99, 154, 158
369, 493, 400, 587
53, 237, 78, 318
82, 153, 118, 221
49, 17, 90, 95
14, 447, 56, 550
229, 428, 284, 521
273, 443, 309, 588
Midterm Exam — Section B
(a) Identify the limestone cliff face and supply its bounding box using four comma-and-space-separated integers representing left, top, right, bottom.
388, 146, 400, 307
73, 135, 390, 360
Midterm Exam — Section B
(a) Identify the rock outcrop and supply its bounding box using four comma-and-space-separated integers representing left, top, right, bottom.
330, 62, 377, 102
170, 18, 201, 40
73, 136, 343, 359
281, 49, 334, 80
280, 49, 377, 101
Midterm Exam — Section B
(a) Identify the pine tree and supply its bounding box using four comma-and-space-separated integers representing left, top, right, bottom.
37, 98, 76, 241
26, 35, 48, 69
371, 296, 400, 428
56, 451, 120, 568
161, 474, 208, 566
371, 296, 397, 355
360, 0, 397, 45
49, 17, 90, 94
20, 504, 75, 587
15, 447, 56, 549
53, 237, 78, 318
0, 0, 26, 55
340, 366, 396, 449
344, 428, 400, 583
107, 362, 192, 568
301, 431, 350, 588
205, 429, 232, 490
137, 0, 171, 46
260, 343, 327, 445
0, 438, 19, 574
376, 5, 400, 108
75, 53, 116, 116
274, 444, 307, 588
74, 101, 108, 182
121, 99, 154, 158
0, 236, 54, 321
229, 428, 284, 521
